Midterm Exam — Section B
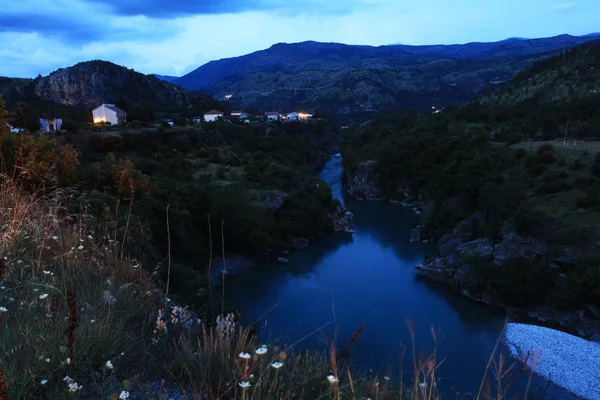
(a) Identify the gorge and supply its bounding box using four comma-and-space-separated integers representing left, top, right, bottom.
225, 155, 577, 399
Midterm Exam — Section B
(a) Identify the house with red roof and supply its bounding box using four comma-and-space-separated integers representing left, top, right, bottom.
265, 111, 280, 121
204, 109, 224, 122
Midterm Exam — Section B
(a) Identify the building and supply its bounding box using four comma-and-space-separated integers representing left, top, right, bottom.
204, 109, 224, 122
192, 116, 203, 124
92, 104, 127, 125
266, 111, 280, 121
6, 124, 23, 133
164, 119, 174, 127
39, 118, 62, 132
287, 112, 313, 120
231, 111, 249, 119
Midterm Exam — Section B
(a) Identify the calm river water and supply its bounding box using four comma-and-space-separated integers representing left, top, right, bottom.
227, 155, 575, 399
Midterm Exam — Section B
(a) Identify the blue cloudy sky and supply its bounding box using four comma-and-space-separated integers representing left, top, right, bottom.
0, 0, 598, 78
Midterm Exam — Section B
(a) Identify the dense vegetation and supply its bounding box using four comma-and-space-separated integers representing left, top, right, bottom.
0, 92, 532, 400
343, 40, 600, 310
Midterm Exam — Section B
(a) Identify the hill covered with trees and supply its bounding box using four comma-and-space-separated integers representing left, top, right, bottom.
342, 39, 600, 335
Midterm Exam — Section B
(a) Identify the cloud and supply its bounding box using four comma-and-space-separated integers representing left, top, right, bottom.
551, 2, 576, 11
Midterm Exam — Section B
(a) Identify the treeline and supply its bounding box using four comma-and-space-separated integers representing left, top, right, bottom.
0, 97, 341, 303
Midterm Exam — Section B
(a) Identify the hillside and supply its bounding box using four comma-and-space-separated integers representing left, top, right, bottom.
174, 34, 599, 117
342, 39, 600, 337
0, 61, 224, 122
153, 74, 180, 83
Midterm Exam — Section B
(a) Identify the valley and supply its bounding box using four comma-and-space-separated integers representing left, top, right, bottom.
1, 32, 600, 400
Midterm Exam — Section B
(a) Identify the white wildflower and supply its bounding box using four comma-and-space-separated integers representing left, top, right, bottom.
327, 375, 339, 383
384, 376, 390, 381
88, 235, 93, 240
51, 236, 58, 240
77, 245, 84, 250
63, 376, 73, 384
255, 345, 268, 355
45, 358, 50, 363
17, 260, 22, 264
271, 362, 284, 369
238, 381, 251, 388
419, 382, 426, 388
41, 379, 48, 385
132, 264, 139, 269
105, 360, 113, 369
119, 391, 130, 399
39, 293, 49, 299
0, 286, 5, 290
33, 288, 39, 292
68, 382, 82, 392
43, 270, 51, 275
91, 319, 96, 323
0, 307, 7, 312
249, 374, 254, 379
239, 352, 251, 359
66, 358, 71, 365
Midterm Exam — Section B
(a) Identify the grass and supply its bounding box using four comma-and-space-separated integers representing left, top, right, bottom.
512, 140, 600, 159
0, 171, 540, 400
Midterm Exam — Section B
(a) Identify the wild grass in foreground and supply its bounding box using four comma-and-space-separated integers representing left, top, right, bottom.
0, 175, 546, 400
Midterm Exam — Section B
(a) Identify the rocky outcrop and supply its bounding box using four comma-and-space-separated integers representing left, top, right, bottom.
415, 215, 600, 338
347, 160, 381, 200
331, 205, 354, 232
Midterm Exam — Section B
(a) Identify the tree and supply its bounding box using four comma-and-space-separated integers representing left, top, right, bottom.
10, 102, 40, 132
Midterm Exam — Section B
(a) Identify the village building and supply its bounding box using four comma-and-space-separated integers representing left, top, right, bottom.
39, 118, 62, 132
287, 112, 313, 120
6, 124, 23, 133
204, 109, 224, 122
92, 104, 127, 125
164, 119, 174, 127
192, 116, 203, 124
266, 111, 280, 121
231, 111, 248, 119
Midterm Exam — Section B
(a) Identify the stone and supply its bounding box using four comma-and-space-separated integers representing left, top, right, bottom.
458, 238, 494, 260
415, 264, 451, 283
440, 237, 463, 256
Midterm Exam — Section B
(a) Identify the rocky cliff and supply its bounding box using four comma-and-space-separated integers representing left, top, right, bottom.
1, 61, 221, 116
415, 213, 600, 338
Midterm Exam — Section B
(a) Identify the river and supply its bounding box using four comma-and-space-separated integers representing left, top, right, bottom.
226, 155, 575, 399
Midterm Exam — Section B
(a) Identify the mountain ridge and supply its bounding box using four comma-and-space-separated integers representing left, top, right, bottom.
173, 33, 600, 116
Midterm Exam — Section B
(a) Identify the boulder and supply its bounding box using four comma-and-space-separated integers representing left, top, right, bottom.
454, 264, 479, 288
332, 206, 354, 232
415, 263, 452, 283
440, 237, 463, 256
458, 238, 494, 261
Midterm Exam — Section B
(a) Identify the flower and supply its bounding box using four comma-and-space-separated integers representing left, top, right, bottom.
384, 376, 390, 381
66, 358, 71, 365
327, 375, 339, 384
238, 381, 251, 388
271, 362, 284, 369
0, 307, 7, 312
105, 360, 113, 369
133, 264, 139, 269
39, 293, 49, 299
239, 352, 251, 359
249, 374, 254, 379
68, 382, 82, 392
63, 376, 73, 384
43, 270, 51, 275
77, 245, 84, 250
91, 319, 96, 323
119, 391, 130, 399
51, 236, 58, 240
255, 345, 268, 355
41, 379, 48, 385
45, 358, 50, 363
419, 382, 427, 388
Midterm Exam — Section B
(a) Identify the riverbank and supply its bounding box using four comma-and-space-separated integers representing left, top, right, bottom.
343, 161, 600, 341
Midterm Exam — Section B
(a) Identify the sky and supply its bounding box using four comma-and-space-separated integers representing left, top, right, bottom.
0, 0, 598, 78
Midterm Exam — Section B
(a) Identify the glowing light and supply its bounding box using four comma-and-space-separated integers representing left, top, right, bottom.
94, 118, 105, 124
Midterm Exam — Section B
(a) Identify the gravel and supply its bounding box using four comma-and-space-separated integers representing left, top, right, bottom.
504, 322, 600, 400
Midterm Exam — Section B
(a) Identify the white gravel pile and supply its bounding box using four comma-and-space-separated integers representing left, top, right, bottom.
504, 323, 600, 400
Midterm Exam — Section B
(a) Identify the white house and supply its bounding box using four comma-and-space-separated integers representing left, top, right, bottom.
287, 112, 312, 120
92, 104, 127, 125
39, 118, 62, 132
231, 111, 248, 119
164, 119, 174, 127
266, 111, 280, 121
204, 109, 224, 122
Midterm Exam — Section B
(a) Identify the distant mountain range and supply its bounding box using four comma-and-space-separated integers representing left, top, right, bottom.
153, 74, 179, 83
171, 34, 600, 116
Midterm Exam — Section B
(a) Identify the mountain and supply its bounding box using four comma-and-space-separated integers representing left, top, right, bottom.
153, 74, 180, 83
174, 34, 599, 117
0, 61, 224, 120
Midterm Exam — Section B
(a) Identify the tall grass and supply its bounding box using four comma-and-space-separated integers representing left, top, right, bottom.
0, 169, 541, 399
